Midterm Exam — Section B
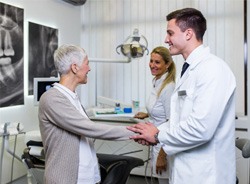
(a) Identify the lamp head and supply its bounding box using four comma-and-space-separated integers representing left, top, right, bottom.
116, 28, 149, 58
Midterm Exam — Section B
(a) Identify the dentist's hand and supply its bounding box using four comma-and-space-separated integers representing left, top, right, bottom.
127, 122, 159, 145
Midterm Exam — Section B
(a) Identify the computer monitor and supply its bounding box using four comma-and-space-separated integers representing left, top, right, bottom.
33, 77, 60, 106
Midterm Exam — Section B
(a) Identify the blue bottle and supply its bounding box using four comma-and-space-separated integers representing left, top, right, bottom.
115, 103, 121, 113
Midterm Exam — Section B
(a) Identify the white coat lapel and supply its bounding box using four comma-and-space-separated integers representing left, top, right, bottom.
174, 46, 210, 93
174, 70, 190, 92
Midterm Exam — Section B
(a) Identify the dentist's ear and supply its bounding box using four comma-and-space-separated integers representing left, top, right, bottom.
186, 29, 193, 41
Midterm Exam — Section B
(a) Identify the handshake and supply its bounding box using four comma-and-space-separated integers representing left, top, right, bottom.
127, 122, 159, 146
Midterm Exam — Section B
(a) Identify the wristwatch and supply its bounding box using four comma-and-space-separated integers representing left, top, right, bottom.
154, 132, 159, 143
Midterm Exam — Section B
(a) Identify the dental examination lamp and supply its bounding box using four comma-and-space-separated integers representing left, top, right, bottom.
116, 28, 149, 59
89, 28, 149, 63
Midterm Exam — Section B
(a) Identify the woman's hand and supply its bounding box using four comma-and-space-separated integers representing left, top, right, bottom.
134, 112, 148, 119
156, 148, 167, 175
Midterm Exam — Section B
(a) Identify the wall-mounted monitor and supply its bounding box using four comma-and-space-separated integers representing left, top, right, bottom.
33, 77, 60, 106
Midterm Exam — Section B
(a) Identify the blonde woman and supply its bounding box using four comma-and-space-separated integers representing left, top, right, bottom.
134, 46, 176, 184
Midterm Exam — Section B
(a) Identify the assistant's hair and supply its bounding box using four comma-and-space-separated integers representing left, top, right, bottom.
53, 44, 87, 76
166, 8, 207, 41
151, 46, 176, 97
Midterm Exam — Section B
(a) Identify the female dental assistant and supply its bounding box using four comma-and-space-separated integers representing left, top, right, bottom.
134, 46, 176, 184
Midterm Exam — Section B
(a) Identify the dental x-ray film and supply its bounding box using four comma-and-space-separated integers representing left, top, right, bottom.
0, 2, 24, 108
28, 22, 58, 95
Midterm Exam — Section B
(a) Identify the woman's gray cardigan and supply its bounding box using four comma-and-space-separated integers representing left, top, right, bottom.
39, 88, 135, 184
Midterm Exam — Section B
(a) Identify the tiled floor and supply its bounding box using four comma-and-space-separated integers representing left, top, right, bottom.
128, 175, 158, 184
9, 174, 159, 184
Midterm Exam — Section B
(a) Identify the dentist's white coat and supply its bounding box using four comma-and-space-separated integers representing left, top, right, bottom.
158, 45, 236, 184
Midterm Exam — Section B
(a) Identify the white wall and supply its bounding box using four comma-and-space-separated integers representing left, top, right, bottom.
0, 0, 81, 183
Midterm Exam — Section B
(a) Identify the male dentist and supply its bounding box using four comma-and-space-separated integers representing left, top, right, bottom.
128, 8, 236, 184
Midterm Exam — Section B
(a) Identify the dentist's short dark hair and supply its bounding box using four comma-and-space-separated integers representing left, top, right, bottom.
166, 8, 207, 41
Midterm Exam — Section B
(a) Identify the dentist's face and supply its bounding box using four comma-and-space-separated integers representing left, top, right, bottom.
165, 19, 187, 56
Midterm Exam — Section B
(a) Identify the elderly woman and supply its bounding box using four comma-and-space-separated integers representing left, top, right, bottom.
39, 44, 135, 184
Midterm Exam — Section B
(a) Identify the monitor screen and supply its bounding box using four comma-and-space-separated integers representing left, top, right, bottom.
33, 77, 60, 106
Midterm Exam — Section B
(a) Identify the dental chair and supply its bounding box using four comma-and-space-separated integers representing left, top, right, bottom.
235, 138, 250, 184
98, 153, 144, 184
22, 131, 144, 184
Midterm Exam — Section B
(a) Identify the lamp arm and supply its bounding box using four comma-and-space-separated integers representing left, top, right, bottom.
89, 57, 131, 63
116, 44, 122, 55
144, 46, 149, 55
141, 35, 148, 47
